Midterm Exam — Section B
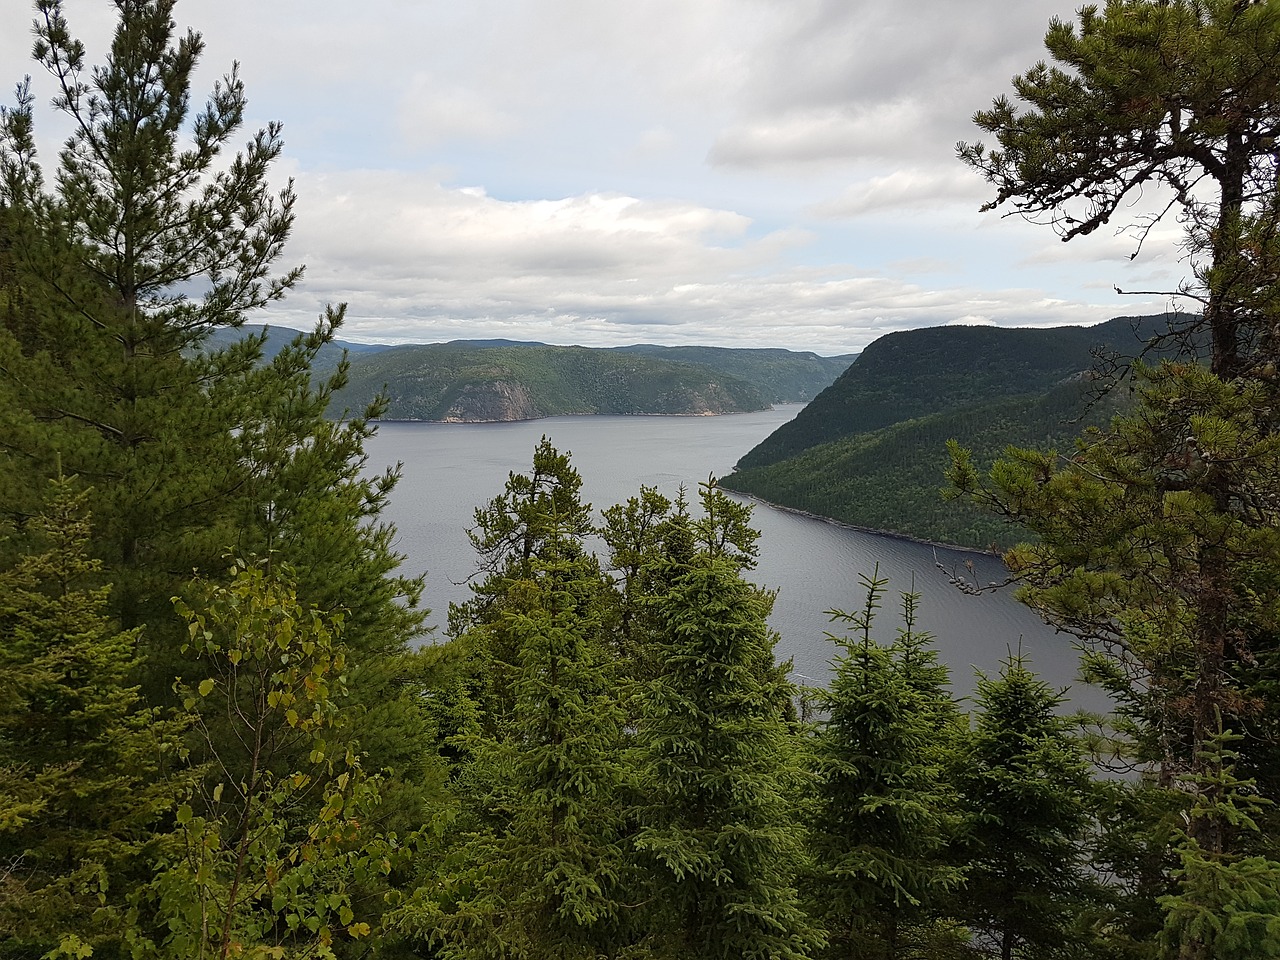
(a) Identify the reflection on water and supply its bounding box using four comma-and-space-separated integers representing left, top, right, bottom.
365, 408, 1105, 708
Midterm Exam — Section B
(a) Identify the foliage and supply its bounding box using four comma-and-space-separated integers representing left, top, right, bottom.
120, 562, 396, 960
1159, 726, 1280, 960
0, 477, 189, 959
958, 0, 1280, 381
950, 655, 1096, 960
0, 0, 434, 832
330, 342, 771, 420
631, 484, 821, 960
396, 556, 629, 960
804, 569, 964, 959
951, 3, 1280, 947
734, 315, 1166, 472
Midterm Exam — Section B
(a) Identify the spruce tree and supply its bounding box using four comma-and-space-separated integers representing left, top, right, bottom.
0, 477, 188, 959
632, 487, 820, 960
402, 446, 628, 958
401, 554, 629, 960
950, 655, 1095, 960
805, 571, 963, 959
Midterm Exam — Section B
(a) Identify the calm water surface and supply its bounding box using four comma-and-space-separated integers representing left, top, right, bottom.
365, 406, 1103, 706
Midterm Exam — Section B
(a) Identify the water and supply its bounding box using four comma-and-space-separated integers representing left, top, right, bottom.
365, 406, 1104, 706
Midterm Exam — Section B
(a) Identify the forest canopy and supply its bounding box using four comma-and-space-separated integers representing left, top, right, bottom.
3, 2, 1280, 960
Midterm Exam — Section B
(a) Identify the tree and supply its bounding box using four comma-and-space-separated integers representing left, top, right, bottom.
949, 656, 1095, 960
397, 553, 630, 960
957, 0, 1280, 380
804, 571, 964, 960
0, 0, 298, 614
118, 561, 396, 960
952, 0, 1280, 880
0, 0, 436, 826
631, 485, 821, 960
0, 476, 189, 959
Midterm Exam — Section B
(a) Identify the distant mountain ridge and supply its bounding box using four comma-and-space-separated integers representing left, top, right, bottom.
202, 325, 855, 421
329, 342, 788, 421
722, 314, 1196, 550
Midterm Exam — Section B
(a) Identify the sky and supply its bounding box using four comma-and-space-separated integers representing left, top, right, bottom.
0, 0, 1193, 355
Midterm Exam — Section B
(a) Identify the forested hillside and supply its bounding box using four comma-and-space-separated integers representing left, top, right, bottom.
330, 342, 773, 420
723, 314, 1191, 548
5, 3, 1280, 960
608, 343, 855, 402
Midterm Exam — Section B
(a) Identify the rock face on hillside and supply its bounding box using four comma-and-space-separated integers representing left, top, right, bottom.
439, 380, 538, 422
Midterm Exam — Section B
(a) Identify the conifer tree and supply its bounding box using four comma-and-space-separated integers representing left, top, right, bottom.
0, 477, 188, 959
1159, 725, 1280, 960
805, 571, 963, 959
952, 0, 1280, 899
632, 486, 820, 960
400, 552, 629, 960
402, 445, 629, 958
0, 0, 435, 822
950, 656, 1095, 960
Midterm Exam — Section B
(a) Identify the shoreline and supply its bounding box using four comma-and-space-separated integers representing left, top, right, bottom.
720, 488, 1002, 558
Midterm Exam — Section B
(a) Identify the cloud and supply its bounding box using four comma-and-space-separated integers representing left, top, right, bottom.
398, 76, 518, 147
811, 168, 989, 217
2, 1, 1192, 357
262, 168, 1161, 355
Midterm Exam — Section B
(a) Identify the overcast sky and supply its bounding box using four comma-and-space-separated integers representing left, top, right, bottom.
1, 1, 1191, 354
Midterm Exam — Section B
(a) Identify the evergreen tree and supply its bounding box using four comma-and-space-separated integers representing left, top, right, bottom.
0, 476, 188, 959
399, 553, 630, 960
951, 0, 1280, 919
0, 0, 436, 828
450, 438, 604, 730
1159, 725, 1280, 960
950, 655, 1095, 960
958, 0, 1280, 381
400, 445, 629, 958
805, 570, 963, 959
632, 488, 821, 960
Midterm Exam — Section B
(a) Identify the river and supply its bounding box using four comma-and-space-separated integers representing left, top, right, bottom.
364, 405, 1104, 706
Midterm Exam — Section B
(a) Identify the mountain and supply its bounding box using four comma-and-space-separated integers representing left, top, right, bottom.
608, 344, 856, 403
200, 323, 395, 373
200, 328, 854, 417
721, 315, 1193, 550
329, 343, 775, 421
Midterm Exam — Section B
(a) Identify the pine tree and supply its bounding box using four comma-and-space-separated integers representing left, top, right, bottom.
0, 0, 436, 827
0, 476, 188, 959
950, 655, 1095, 960
805, 570, 963, 959
951, 0, 1280, 922
632, 488, 821, 960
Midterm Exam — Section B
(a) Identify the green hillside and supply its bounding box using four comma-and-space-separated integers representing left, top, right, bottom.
331, 343, 772, 420
736, 315, 1171, 470
723, 314, 1193, 550
609, 344, 856, 402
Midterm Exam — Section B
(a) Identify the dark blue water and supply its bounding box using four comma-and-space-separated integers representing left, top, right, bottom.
365, 407, 1103, 706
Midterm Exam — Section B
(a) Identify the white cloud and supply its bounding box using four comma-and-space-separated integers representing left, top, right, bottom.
812, 168, 989, 217
398, 76, 518, 147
